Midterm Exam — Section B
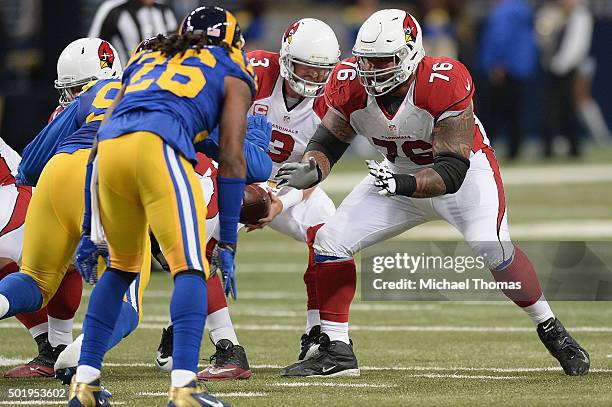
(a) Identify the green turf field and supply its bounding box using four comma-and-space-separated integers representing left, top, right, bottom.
1, 149, 612, 406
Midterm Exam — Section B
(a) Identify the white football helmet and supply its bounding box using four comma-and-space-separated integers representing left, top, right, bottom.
55, 38, 123, 107
279, 18, 340, 98
352, 10, 425, 96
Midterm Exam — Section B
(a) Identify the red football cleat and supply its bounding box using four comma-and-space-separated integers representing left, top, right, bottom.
4, 334, 65, 378
197, 339, 252, 381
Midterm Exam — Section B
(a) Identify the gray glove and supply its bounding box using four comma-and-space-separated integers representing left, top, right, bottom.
275, 157, 320, 189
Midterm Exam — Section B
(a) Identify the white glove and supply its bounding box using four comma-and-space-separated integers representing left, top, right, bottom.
366, 160, 397, 196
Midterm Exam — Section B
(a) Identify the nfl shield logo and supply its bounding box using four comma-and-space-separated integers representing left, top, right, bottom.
283, 115, 290, 123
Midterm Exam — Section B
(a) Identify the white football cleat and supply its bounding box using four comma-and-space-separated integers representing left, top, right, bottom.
155, 326, 173, 372
54, 333, 82, 384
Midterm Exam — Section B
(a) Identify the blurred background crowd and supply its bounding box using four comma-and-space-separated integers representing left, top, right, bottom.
0, 0, 610, 161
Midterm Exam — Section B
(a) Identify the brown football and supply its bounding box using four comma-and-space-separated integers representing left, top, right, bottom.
240, 184, 271, 224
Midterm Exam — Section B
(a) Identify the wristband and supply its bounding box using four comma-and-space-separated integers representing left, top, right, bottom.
277, 187, 304, 212
394, 174, 417, 197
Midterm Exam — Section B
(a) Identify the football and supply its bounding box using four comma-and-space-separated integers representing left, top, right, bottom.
240, 184, 271, 224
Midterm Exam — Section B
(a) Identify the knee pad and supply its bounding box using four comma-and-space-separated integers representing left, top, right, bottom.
313, 226, 352, 261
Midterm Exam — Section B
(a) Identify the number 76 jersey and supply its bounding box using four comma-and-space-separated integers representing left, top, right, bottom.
246, 50, 328, 179
325, 55, 489, 174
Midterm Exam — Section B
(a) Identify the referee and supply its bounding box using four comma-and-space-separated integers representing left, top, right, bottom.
88, 0, 178, 65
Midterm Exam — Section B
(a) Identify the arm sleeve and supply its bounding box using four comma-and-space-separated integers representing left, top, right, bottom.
550, 6, 593, 75
16, 101, 80, 186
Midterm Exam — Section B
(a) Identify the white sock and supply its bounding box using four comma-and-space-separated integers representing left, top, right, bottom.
305, 309, 320, 334
321, 319, 349, 344
0, 294, 9, 318
171, 369, 196, 387
207, 307, 239, 345
48, 316, 74, 347
29, 322, 48, 339
521, 294, 555, 325
75, 365, 100, 383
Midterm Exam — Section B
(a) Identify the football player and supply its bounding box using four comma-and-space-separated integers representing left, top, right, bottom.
153, 16, 343, 381
0, 38, 122, 378
277, 10, 590, 377
70, 7, 255, 405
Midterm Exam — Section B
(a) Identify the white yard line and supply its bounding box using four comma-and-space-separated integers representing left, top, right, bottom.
2, 322, 612, 333
137, 391, 266, 397
273, 382, 395, 388
322, 164, 612, 193
402, 373, 525, 380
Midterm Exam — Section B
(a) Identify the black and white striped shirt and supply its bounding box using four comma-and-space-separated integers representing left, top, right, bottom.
88, 0, 178, 66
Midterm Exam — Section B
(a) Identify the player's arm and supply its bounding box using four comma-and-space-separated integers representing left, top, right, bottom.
275, 109, 357, 189
369, 103, 473, 198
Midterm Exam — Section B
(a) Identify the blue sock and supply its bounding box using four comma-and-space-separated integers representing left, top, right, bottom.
170, 271, 207, 372
105, 301, 139, 351
79, 269, 136, 370
0, 273, 42, 318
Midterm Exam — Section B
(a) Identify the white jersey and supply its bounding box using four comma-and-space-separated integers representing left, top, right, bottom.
0, 137, 21, 185
247, 50, 327, 179
325, 56, 491, 174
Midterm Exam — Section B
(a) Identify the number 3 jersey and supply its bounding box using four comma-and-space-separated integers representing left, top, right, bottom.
98, 46, 257, 164
325, 55, 491, 174
246, 50, 328, 180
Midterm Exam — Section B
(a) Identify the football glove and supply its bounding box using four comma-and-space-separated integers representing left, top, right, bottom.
275, 157, 320, 189
366, 160, 398, 196
246, 114, 273, 151
74, 234, 109, 285
211, 242, 237, 299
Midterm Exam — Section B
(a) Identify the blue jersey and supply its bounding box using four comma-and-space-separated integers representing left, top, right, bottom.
98, 46, 257, 164
17, 78, 121, 186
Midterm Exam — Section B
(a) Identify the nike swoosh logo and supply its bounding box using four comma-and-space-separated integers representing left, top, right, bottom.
208, 367, 236, 375
465, 79, 471, 91
157, 359, 168, 366
578, 350, 589, 364
322, 365, 337, 373
194, 395, 224, 407
543, 321, 554, 330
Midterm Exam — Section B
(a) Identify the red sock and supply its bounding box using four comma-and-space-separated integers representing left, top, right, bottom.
47, 266, 83, 320
491, 246, 543, 307
207, 273, 227, 315
1, 261, 49, 335
316, 259, 356, 323
304, 224, 324, 311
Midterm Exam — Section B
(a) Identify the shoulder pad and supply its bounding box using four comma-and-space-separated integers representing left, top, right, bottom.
247, 50, 280, 100
324, 57, 367, 120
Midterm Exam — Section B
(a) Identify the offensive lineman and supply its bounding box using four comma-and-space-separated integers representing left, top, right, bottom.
277, 9, 590, 377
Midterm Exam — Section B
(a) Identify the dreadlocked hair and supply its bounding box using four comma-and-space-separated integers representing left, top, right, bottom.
150, 32, 216, 58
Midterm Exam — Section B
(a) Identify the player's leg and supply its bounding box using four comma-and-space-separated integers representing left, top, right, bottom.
268, 186, 336, 359
135, 135, 210, 392
433, 147, 589, 375
71, 137, 148, 405
281, 175, 430, 377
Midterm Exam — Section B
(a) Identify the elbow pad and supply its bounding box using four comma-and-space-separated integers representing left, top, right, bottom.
304, 125, 350, 168
431, 153, 470, 194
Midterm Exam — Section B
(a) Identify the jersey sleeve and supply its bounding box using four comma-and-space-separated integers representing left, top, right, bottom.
17, 100, 80, 186
413, 56, 475, 122
221, 48, 258, 98
246, 50, 280, 100
324, 57, 367, 121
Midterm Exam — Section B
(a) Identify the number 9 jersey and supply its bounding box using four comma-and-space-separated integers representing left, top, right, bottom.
98, 46, 257, 163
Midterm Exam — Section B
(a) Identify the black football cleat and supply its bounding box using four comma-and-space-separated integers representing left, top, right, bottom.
168, 380, 230, 407
68, 376, 111, 407
298, 325, 321, 361
155, 325, 173, 372
537, 317, 590, 376
280, 333, 359, 377
197, 339, 252, 380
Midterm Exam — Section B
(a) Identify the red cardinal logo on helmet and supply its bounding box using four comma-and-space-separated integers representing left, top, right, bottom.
283, 21, 300, 44
98, 41, 115, 69
403, 14, 418, 43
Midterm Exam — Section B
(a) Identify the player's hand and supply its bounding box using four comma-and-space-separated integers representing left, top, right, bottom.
246, 114, 272, 150
211, 242, 237, 299
246, 190, 283, 232
74, 234, 109, 285
366, 160, 397, 196
275, 157, 320, 189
